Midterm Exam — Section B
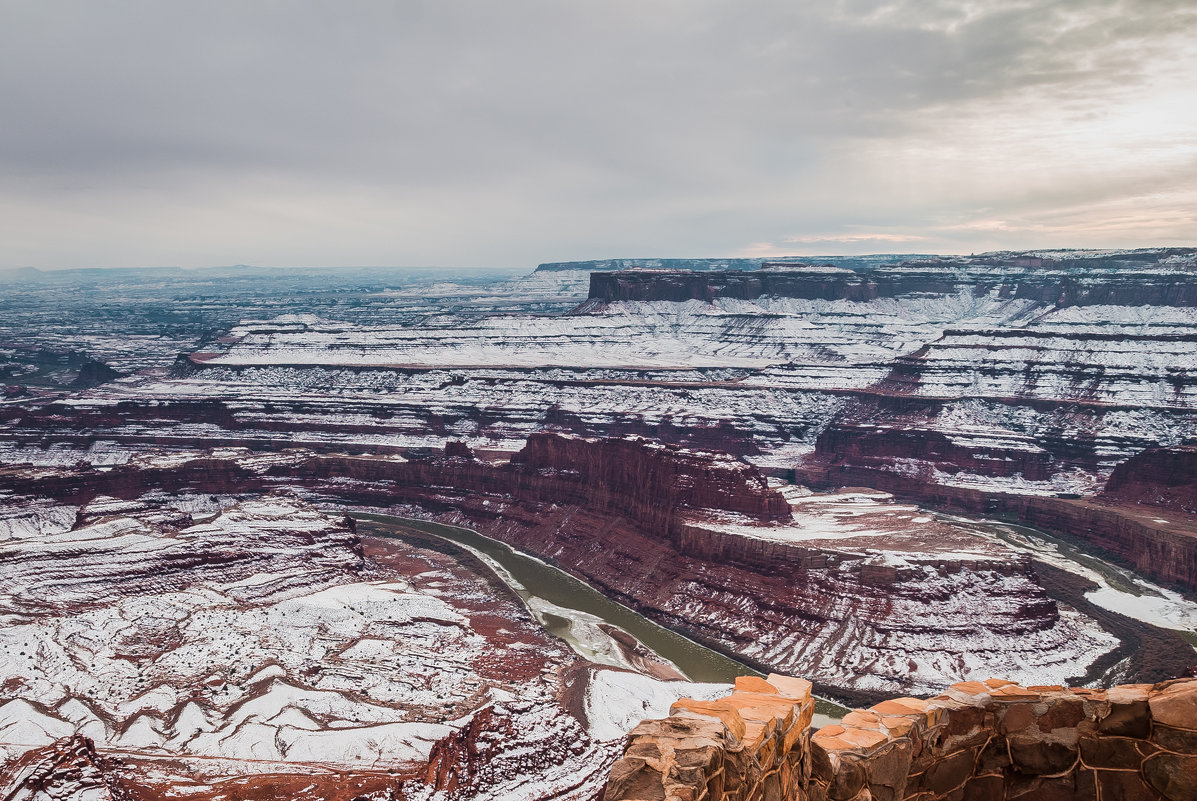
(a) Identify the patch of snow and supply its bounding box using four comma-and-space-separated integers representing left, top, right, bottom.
584, 669, 730, 742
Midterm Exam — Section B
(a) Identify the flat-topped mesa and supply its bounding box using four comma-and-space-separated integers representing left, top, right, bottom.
587, 267, 873, 304
606, 674, 1197, 801
510, 432, 793, 534
586, 249, 1197, 306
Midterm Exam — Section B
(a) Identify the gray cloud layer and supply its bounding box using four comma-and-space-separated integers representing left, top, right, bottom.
1, 0, 1194, 268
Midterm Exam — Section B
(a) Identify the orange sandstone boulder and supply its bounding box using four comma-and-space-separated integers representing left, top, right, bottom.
1148, 678, 1197, 729
765, 673, 812, 701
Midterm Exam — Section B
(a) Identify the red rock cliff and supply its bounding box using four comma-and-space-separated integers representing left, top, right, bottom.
511, 432, 792, 533
1102, 444, 1197, 515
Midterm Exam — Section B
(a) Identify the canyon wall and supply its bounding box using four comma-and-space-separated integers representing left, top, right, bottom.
586, 252, 1197, 306
511, 433, 793, 529
587, 267, 874, 304
5, 252, 1195, 505
605, 675, 1197, 801
0, 433, 792, 560
5, 434, 1170, 701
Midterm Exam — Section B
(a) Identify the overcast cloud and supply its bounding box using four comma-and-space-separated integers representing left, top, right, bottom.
1, 0, 1194, 269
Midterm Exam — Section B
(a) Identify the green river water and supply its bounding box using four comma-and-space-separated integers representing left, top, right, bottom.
354, 512, 851, 721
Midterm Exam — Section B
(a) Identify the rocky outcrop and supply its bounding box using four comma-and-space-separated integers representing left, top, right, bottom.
444, 439, 476, 460
605, 674, 815, 801
424, 706, 512, 793
510, 433, 792, 531
421, 698, 610, 800
587, 267, 874, 304
792, 459, 1197, 594
605, 675, 1197, 801
71, 359, 123, 388
0, 735, 132, 801
1103, 445, 1197, 515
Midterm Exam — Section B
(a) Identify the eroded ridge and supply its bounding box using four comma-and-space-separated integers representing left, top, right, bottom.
605, 674, 1197, 801
0, 494, 626, 800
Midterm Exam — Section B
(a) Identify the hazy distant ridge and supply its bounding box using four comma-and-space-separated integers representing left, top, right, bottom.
534, 255, 926, 273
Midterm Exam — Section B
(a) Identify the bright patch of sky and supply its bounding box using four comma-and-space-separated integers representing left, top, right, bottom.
0, 0, 1193, 269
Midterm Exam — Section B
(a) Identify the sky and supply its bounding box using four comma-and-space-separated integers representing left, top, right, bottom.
1, 0, 1195, 270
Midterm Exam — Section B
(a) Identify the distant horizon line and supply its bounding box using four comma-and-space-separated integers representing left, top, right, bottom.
4, 245, 1196, 274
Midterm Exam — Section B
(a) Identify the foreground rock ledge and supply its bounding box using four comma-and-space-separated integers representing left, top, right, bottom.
604, 674, 1197, 801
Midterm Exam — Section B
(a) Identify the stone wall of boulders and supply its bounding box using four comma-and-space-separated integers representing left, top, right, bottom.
603, 676, 1197, 801
604, 674, 817, 801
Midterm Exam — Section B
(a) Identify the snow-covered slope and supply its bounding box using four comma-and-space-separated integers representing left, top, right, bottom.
0, 494, 705, 800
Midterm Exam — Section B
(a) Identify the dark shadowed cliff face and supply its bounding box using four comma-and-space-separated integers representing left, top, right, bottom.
586, 267, 875, 303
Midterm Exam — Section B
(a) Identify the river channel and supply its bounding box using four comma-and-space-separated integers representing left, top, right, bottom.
355, 512, 850, 722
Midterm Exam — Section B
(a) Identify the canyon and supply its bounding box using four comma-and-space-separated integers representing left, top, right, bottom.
0, 490, 731, 800
0, 249, 1194, 799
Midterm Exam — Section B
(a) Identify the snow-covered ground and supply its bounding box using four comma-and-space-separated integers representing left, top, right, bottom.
959, 517, 1197, 636
0, 493, 704, 799
197, 292, 1041, 377
677, 485, 1122, 694
697, 484, 1010, 559
584, 670, 729, 742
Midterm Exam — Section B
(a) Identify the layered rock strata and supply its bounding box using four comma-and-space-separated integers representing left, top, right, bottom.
6, 250, 1194, 485
606, 675, 1197, 801
0, 492, 650, 800
793, 450, 1197, 594
587, 249, 1197, 306
0, 434, 1143, 700
606, 674, 816, 801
